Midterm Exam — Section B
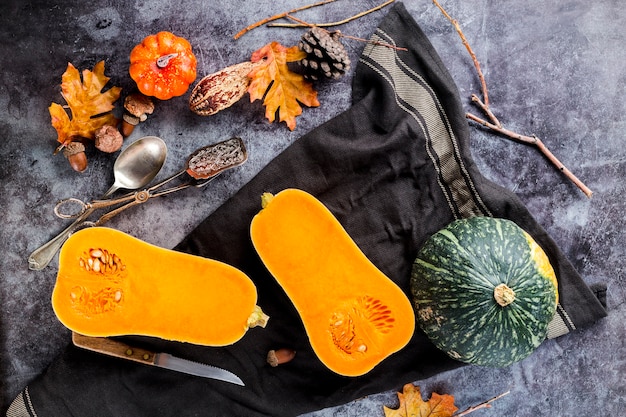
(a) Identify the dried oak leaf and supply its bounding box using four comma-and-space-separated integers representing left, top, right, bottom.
248, 41, 319, 131
49, 61, 121, 147
384, 384, 458, 417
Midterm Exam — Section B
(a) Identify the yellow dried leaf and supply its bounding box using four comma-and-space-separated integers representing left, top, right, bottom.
49, 61, 121, 146
384, 383, 458, 417
248, 41, 319, 130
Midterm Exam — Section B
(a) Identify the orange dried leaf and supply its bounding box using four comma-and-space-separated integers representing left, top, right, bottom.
49, 61, 121, 146
248, 41, 319, 130
384, 384, 458, 417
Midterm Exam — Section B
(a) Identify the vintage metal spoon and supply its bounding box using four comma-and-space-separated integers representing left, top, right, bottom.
28, 136, 168, 271
54, 137, 248, 226
102, 136, 167, 197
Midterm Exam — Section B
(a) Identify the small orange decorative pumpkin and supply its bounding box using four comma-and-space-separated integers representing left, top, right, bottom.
129, 31, 197, 100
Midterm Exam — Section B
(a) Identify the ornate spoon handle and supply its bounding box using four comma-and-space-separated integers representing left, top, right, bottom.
28, 211, 93, 270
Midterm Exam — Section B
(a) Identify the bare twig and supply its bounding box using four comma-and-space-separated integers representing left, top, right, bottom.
268, 0, 396, 28
432, 0, 491, 112
453, 391, 510, 416
471, 94, 500, 128
233, 0, 336, 39
281, 14, 314, 28
339, 33, 408, 51
284, 14, 408, 52
466, 114, 593, 197
433, 0, 593, 197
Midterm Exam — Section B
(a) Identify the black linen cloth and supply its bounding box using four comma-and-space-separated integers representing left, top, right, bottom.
8, 3, 606, 417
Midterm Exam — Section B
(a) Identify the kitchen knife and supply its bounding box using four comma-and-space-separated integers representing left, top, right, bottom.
72, 332, 244, 386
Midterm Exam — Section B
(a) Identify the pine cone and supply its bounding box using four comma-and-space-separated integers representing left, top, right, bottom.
299, 27, 351, 81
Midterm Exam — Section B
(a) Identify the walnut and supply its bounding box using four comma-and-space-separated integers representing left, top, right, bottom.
94, 125, 123, 153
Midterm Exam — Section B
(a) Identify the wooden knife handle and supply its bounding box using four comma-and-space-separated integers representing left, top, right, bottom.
72, 332, 157, 364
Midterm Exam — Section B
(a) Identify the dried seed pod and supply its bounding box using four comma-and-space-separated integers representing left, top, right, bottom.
185, 137, 247, 179
189, 61, 256, 116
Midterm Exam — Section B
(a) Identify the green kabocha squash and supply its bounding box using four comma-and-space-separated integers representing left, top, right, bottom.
411, 217, 558, 367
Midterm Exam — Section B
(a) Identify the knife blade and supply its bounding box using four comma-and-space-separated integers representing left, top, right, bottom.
71, 332, 244, 386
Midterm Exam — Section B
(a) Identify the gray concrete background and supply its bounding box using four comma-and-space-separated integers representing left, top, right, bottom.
1, 0, 624, 415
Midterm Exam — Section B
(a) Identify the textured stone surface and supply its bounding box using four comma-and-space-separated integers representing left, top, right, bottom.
1, 0, 624, 415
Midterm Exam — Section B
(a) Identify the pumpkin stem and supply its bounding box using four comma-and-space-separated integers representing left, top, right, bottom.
157, 53, 179, 68
260, 192, 275, 209
493, 283, 516, 307
247, 305, 270, 329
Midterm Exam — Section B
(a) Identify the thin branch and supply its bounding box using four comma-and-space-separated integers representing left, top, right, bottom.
432, 0, 491, 111
467, 113, 593, 197
471, 93, 500, 129
339, 33, 408, 51
284, 14, 408, 52
281, 14, 314, 28
233, 0, 336, 40
434, 0, 592, 197
453, 391, 510, 416
268, 0, 396, 28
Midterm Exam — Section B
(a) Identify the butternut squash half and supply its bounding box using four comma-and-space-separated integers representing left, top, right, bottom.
250, 189, 415, 376
52, 227, 267, 346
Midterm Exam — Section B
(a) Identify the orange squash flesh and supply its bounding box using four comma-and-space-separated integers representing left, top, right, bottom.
52, 227, 267, 346
250, 189, 415, 376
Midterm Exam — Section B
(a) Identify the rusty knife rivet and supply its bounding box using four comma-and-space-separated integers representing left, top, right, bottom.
125, 348, 133, 356
142, 353, 150, 360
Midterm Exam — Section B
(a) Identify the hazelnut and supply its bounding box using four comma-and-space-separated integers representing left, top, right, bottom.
63, 141, 87, 172
94, 125, 123, 153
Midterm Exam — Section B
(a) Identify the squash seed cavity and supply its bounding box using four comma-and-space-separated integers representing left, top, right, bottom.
79, 247, 125, 275
329, 296, 396, 355
69, 285, 124, 316
71, 247, 126, 316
